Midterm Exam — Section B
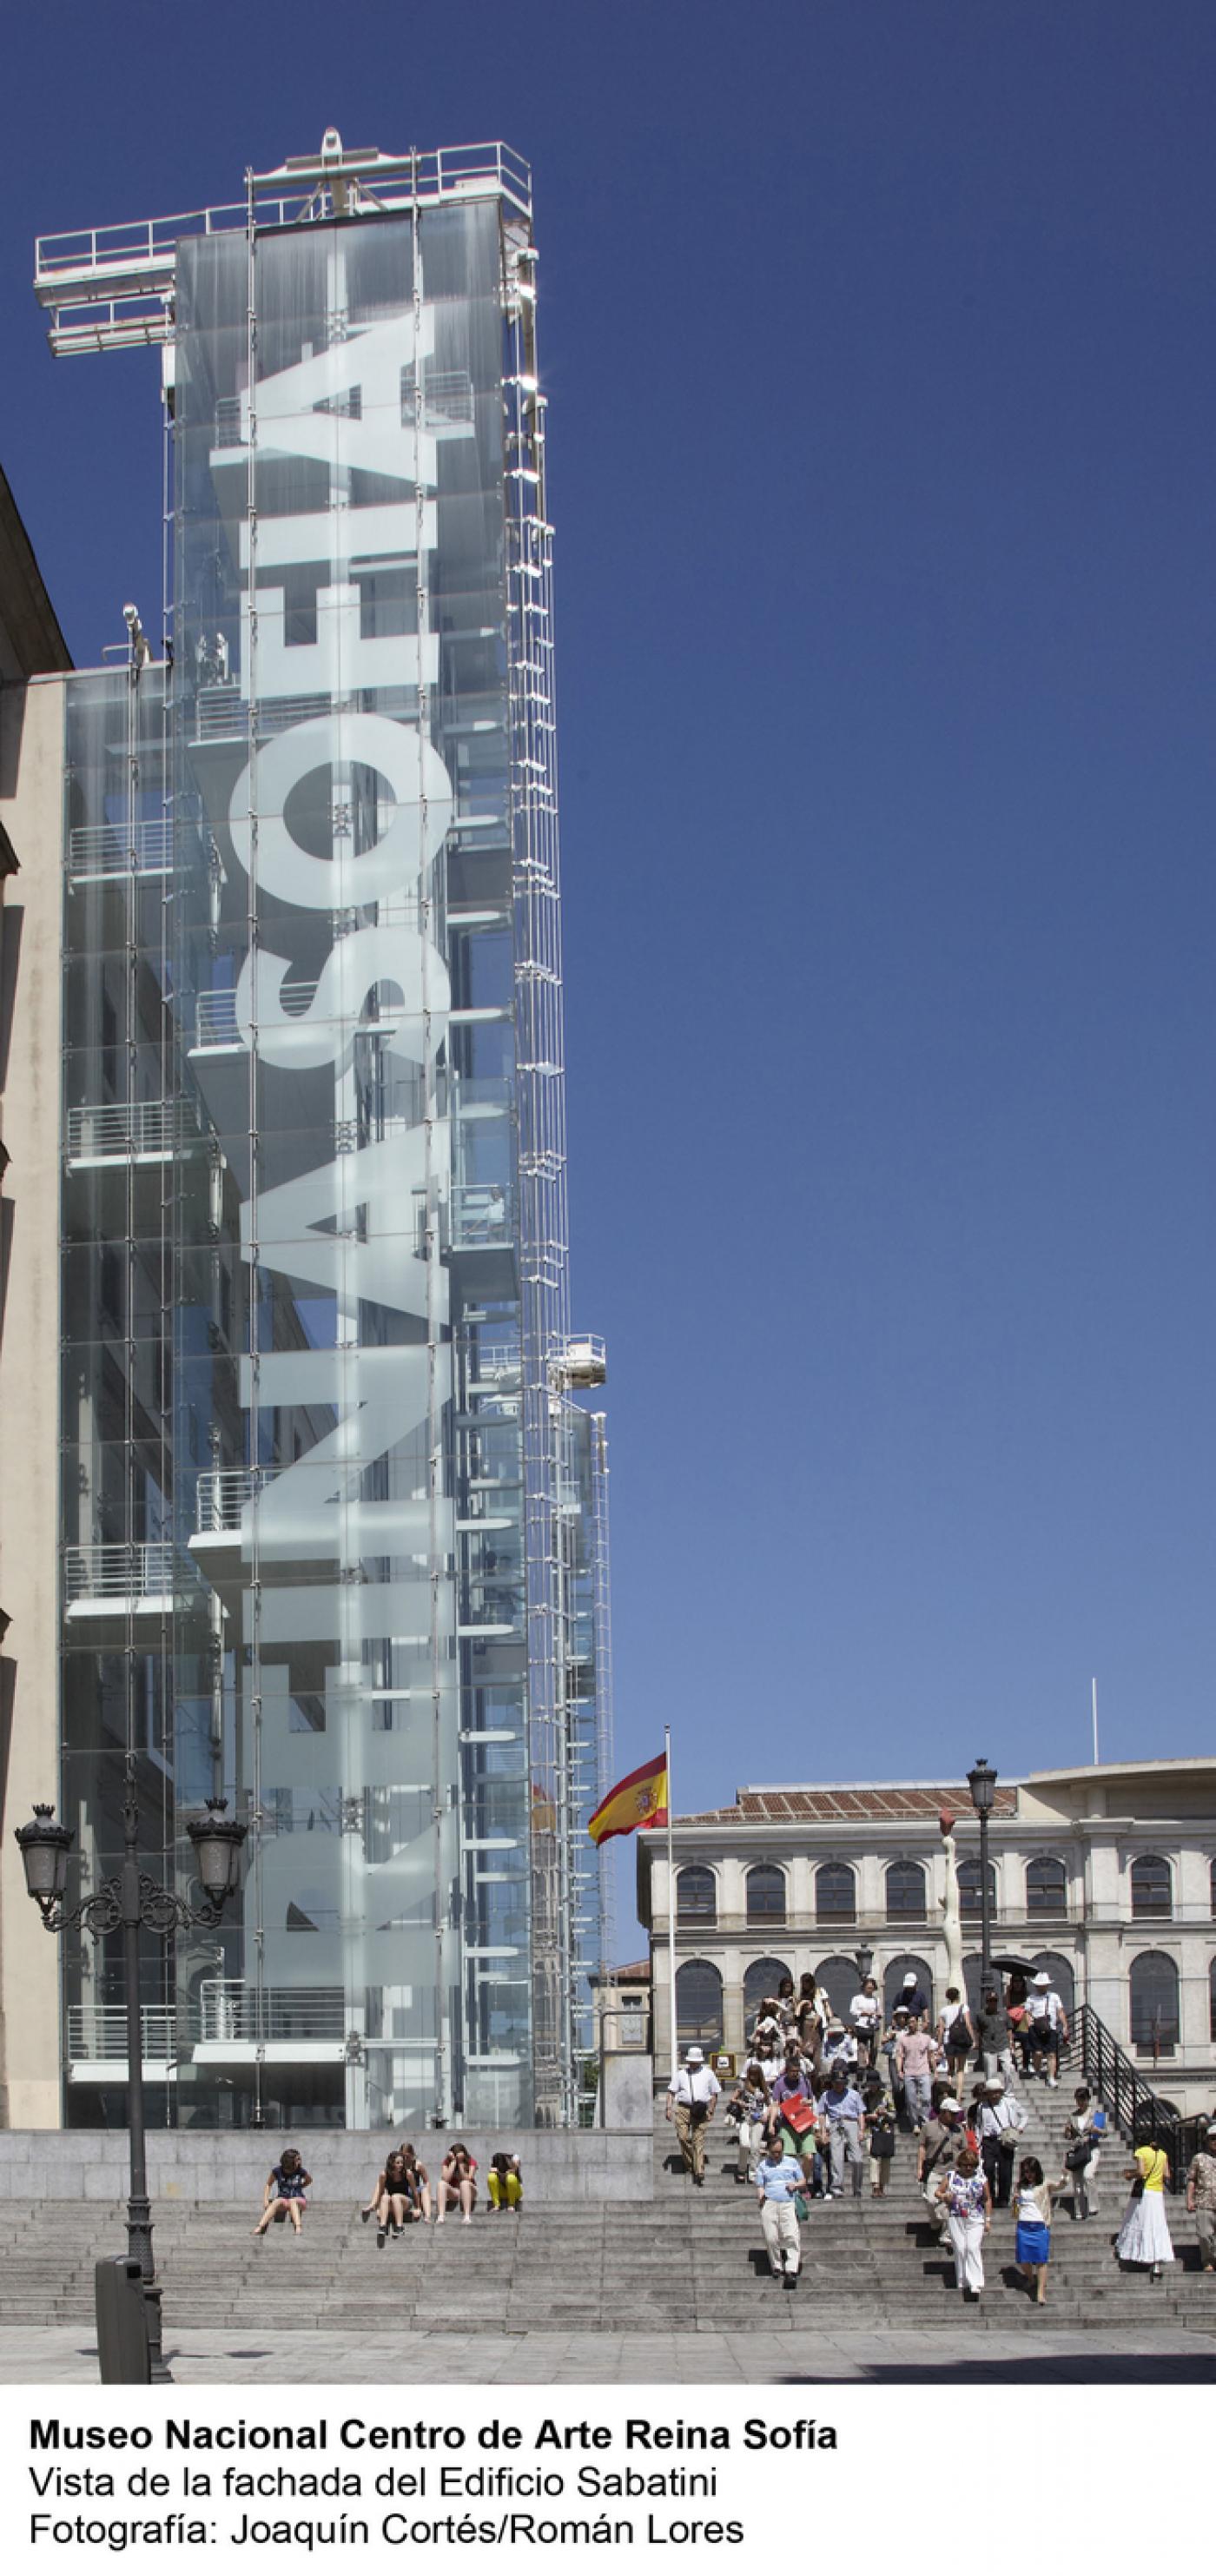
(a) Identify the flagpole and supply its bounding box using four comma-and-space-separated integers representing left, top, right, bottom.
665, 1723, 677, 2082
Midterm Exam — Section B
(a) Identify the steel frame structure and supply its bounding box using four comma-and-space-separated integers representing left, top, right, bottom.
39, 131, 611, 2131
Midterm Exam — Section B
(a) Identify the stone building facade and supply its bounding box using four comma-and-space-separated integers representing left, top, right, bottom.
0, 465, 71, 2128
636, 1759, 1216, 2116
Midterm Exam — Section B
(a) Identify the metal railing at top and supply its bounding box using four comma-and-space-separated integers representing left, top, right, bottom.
67, 2006, 176, 2064
63, 1541, 176, 1604
34, 145, 532, 297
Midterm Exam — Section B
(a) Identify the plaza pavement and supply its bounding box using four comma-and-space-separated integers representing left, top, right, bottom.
5, 2325, 1216, 2384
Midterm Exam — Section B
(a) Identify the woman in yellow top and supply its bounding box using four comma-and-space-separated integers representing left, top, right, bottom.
1114, 2137, 1174, 2278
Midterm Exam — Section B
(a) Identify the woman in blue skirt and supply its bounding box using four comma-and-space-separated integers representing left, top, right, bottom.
1014, 2154, 1057, 2305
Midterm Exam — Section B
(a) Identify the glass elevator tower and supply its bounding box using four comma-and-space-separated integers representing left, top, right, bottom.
39, 134, 611, 2130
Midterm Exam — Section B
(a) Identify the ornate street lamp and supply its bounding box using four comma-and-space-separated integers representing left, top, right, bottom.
967, 1758, 999, 2003
853, 1940, 874, 1983
16, 1760, 247, 2381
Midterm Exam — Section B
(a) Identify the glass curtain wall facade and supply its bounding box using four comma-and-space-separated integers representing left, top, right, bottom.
60, 666, 179, 2124
47, 144, 609, 2131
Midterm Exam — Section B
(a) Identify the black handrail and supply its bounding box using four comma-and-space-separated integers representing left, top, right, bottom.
1076, 2001, 1197, 2193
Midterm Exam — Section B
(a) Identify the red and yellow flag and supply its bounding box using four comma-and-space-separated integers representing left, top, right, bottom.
588, 1751, 669, 1846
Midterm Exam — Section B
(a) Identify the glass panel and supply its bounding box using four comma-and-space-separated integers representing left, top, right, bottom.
1129, 1952, 1179, 2055
816, 1863, 856, 1923
745, 1864, 786, 1924
56, 162, 605, 2132
958, 1858, 996, 1917
677, 1867, 717, 1924
1026, 1857, 1067, 1916
675, 1961, 723, 2053
886, 1861, 926, 1922
1130, 1856, 1173, 1919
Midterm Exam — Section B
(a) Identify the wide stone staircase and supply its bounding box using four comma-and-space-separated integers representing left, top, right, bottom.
0, 2089, 1212, 2345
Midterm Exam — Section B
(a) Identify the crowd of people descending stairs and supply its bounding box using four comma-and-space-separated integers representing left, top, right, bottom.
665, 1967, 1216, 2306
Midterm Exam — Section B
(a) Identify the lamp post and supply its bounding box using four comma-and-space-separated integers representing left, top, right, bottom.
853, 1940, 874, 1983
16, 1756, 246, 2381
967, 1757, 998, 2004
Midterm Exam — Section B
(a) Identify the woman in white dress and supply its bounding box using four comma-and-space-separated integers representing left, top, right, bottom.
935, 2144, 992, 2301
1114, 2137, 1174, 2281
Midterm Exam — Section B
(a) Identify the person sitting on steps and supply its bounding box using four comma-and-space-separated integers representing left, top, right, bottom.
360, 2146, 413, 2246
487, 2150, 523, 2215
437, 2142, 479, 2225
253, 2145, 311, 2239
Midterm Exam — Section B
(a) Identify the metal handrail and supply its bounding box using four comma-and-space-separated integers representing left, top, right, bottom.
34, 145, 532, 297
194, 981, 319, 1048
66, 1100, 192, 1161
195, 1982, 347, 2043
68, 819, 174, 877
67, 2006, 176, 2063
63, 1541, 177, 1602
194, 1467, 281, 1532
1077, 2000, 1190, 2193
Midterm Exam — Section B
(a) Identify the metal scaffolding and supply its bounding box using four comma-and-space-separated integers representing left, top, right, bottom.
40, 129, 612, 2133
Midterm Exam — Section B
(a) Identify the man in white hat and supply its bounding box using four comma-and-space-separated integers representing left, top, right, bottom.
899, 1969, 930, 2022
665, 2044, 721, 2185
976, 2070, 1028, 2206
1027, 1970, 1068, 2088
916, 2094, 963, 2237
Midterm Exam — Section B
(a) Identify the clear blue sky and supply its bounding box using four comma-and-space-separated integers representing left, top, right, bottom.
5, 7, 1214, 1871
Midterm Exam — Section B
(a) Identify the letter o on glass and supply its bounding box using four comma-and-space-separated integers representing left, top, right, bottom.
228, 714, 453, 909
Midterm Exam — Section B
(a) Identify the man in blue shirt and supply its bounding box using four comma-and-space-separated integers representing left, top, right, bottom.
756, 2139, 812, 2288
816, 2069, 868, 2198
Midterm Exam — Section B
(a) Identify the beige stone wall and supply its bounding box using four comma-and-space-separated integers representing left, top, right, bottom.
0, 675, 65, 2126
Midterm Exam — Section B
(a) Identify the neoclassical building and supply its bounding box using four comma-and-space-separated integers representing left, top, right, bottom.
635, 1759, 1216, 2116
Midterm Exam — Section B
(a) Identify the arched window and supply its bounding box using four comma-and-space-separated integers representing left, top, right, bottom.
1210, 1858, 1216, 1919
886, 1860, 926, 1923
1026, 1856, 1067, 1917
816, 1862, 856, 1924
1130, 1855, 1173, 1920
675, 1960, 723, 2054
882, 1953, 935, 2023
1129, 1951, 1180, 2057
676, 1865, 717, 1925
743, 1957, 792, 2029
746, 1864, 787, 1925
816, 1955, 862, 2025
1210, 1956, 1216, 2043
958, 1858, 997, 1917
1030, 1950, 1075, 2017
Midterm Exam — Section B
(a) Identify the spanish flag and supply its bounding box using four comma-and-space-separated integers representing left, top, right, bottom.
588, 1751, 669, 1846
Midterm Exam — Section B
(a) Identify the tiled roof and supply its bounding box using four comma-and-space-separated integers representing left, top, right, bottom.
611, 1960, 651, 1982
675, 1784, 1019, 1825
